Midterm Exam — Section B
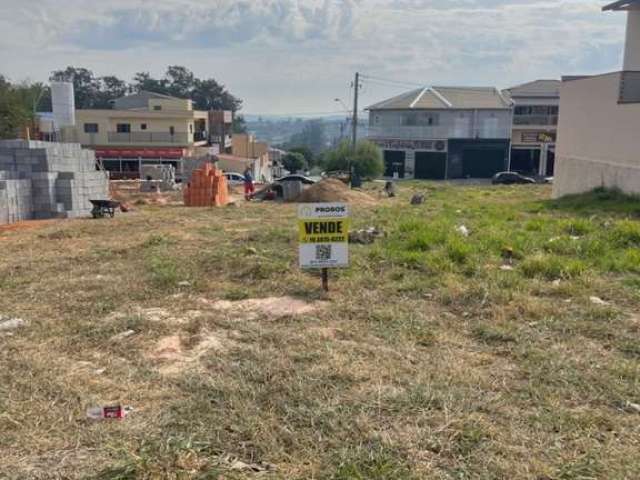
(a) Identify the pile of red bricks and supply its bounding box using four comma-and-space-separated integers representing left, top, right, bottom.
183, 163, 230, 207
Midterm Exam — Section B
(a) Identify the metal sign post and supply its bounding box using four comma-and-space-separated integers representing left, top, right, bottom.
322, 268, 329, 292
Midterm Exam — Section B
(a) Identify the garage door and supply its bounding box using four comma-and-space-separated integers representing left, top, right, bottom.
384, 150, 406, 178
414, 152, 447, 180
462, 148, 506, 178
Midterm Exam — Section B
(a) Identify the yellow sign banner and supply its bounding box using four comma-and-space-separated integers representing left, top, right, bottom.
298, 218, 350, 244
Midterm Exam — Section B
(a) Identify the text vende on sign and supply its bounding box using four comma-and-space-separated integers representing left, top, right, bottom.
298, 203, 350, 269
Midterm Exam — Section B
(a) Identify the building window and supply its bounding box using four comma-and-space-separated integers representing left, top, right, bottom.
116, 123, 131, 133
420, 113, 439, 126
140, 123, 147, 130
189, 124, 193, 133
84, 123, 99, 133
153, 105, 162, 111
401, 113, 418, 126
169, 126, 175, 135
402, 112, 439, 126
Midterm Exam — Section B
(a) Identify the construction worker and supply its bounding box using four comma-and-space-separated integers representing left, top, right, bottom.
243, 166, 255, 201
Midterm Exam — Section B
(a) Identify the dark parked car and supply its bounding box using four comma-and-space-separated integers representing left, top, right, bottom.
492, 171, 537, 185
275, 174, 317, 185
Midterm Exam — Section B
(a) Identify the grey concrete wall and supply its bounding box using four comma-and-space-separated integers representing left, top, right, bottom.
553, 156, 640, 197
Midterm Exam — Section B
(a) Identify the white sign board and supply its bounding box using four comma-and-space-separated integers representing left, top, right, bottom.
298, 203, 350, 269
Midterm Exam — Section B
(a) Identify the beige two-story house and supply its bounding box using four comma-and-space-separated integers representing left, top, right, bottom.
71, 91, 210, 178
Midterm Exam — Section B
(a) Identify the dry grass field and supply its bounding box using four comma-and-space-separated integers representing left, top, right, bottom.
1, 182, 639, 479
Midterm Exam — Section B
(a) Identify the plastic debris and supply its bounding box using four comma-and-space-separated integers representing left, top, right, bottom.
0, 317, 27, 331
178, 281, 191, 287
589, 296, 609, 306
86, 405, 133, 420
499, 265, 514, 271
110, 330, 136, 341
456, 225, 470, 237
624, 401, 640, 414
349, 227, 385, 245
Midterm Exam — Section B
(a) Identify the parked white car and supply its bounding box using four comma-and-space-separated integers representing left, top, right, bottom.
224, 172, 246, 185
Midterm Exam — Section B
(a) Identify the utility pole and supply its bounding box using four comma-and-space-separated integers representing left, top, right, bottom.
349, 72, 361, 188
351, 72, 360, 151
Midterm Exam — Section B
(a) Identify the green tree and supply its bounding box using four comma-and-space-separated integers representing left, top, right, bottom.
288, 146, 314, 166
132, 71, 168, 95
96, 76, 129, 107
323, 140, 383, 179
165, 65, 195, 98
0, 76, 34, 139
133, 67, 242, 112
282, 152, 307, 173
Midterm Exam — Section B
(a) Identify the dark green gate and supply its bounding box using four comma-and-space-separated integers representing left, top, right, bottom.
462, 148, 506, 178
414, 152, 447, 180
384, 150, 406, 178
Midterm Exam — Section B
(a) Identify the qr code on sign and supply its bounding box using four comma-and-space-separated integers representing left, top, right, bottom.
315, 244, 332, 261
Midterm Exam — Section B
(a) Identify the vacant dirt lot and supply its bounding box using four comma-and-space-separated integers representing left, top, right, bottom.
0, 183, 639, 479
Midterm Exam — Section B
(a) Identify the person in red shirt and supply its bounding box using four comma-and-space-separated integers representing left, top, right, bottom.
243, 167, 255, 200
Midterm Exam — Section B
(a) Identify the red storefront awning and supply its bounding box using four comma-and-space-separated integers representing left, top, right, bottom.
94, 148, 185, 159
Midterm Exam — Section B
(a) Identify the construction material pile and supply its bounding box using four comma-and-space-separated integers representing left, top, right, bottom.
296, 178, 376, 205
183, 163, 229, 207
0, 140, 109, 225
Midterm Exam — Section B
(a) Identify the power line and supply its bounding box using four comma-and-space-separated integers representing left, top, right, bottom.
360, 73, 426, 89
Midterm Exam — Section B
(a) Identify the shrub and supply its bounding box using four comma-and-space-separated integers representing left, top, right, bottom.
323, 140, 383, 178
610, 220, 640, 247
282, 152, 307, 173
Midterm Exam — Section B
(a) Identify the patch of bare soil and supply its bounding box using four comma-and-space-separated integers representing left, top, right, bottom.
201, 296, 327, 320
147, 332, 229, 375
0, 219, 58, 236
109, 180, 182, 206
296, 178, 377, 205
108, 307, 204, 325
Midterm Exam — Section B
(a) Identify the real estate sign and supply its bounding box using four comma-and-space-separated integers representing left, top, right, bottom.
298, 203, 350, 269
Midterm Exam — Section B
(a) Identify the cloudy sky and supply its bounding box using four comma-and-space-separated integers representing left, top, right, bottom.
0, 0, 627, 115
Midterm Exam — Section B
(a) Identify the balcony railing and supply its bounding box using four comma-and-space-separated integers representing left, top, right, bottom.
368, 125, 511, 140
107, 132, 189, 144
513, 115, 558, 126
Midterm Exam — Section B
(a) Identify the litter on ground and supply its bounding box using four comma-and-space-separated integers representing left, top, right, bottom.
456, 225, 470, 237
0, 316, 27, 331
590, 296, 610, 306
349, 227, 385, 245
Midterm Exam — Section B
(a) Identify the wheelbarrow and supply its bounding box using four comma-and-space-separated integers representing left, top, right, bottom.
90, 199, 121, 219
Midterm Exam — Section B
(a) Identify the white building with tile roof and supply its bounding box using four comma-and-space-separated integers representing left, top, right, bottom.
367, 86, 514, 180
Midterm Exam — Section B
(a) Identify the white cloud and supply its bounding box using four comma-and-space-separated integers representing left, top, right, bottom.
0, 0, 627, 113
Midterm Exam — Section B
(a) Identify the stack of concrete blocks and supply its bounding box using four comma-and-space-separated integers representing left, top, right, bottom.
0, 140, 109, 225
140, 164, 176, 192
0, 171, 32, 225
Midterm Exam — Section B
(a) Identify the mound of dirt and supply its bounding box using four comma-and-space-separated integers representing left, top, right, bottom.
296, 178, 376, 205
